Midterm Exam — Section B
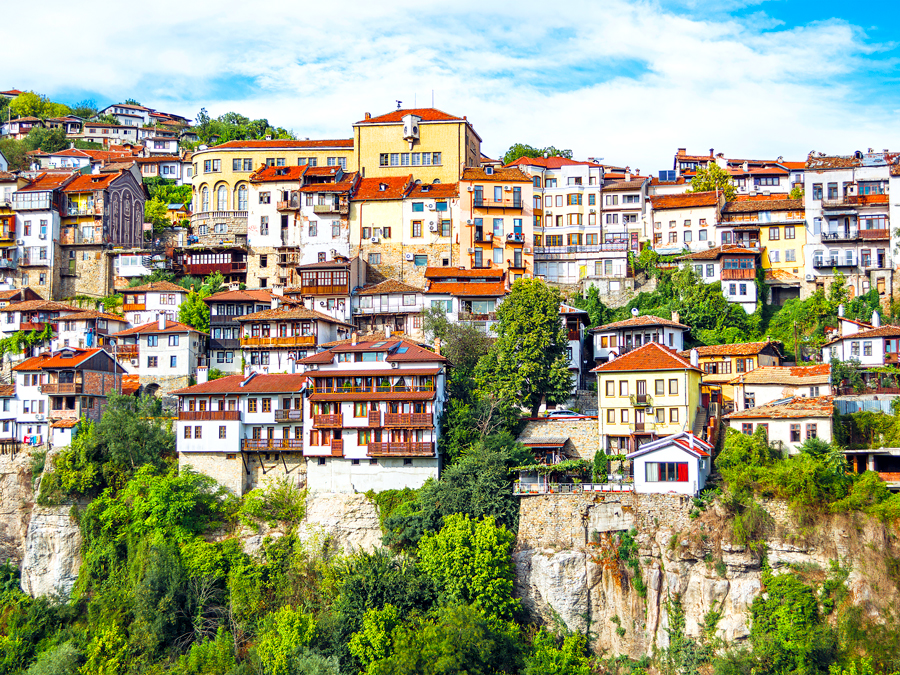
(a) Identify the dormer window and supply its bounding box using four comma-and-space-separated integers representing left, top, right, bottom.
379, 183, 387, 191
485, 166, 494, 175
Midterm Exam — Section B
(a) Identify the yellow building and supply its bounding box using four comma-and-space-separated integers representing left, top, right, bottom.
353, 108, 481, 184
0, 172, 27, 269
459, 166, 533, 279
593, 342, 703, 454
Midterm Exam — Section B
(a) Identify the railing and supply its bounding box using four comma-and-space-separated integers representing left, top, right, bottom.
471, 261, 493, 269
179, 410, 241, 421
0, 230, 15, 241
182, 261, 247, 275
241, 438, 304, 451
300, 284, 348, 295
275, 409, 303, 421
209, 338, 241, 350
367, 441, 434, 457
241, 335, 316, 348
21, 321, 57, 332
474, 233, 494, 244
629, 394, 653, 406
721, 268, 756, 280
837, 386, 900, 395
313, 413, 343, 427
368, 410, 381, 427
210, 315, 241, 325
384, 412, 432, 427
40, 382, 83, 394
534, 243, 629, 255
0, 259, 17, 269
823, 194, 888, 208
277, 200, 299, 211
66, 206, 96, 216
20, 256, 49, 267
311, 385, 436, 394
859, 228, 890, 240
878, 472, 900, 483
822, 230, 859, 241
473, 198, 523, 209
513, 481, 634, 495
459, 312, 497, 321
313, 203, 341, 214
813, 259, 855, 269
506, 232, 525, 243
331, 439, 344, 456
192, 211, 248, 220
115, 344, 139, 358
353, 304, 425, 314
122, 303, 146, 311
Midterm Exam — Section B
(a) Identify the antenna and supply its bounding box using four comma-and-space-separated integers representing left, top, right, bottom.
432, 90, 434, 107
396, 100, 402, 110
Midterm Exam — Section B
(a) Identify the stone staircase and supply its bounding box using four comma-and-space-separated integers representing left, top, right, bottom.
692, 407, 708, 438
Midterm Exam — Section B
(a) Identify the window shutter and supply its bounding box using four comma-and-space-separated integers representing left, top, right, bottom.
677, 463, 689, 482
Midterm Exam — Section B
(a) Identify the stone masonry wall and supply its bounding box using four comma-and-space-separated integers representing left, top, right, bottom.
353, 241, 455, 288
55, 247, 113, 299
517, 419, 600, 460
246, 246, 288, 289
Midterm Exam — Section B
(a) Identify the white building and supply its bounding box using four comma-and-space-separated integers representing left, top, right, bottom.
120, 281, 188, 326
98, 103, 152, 127
109, 317, 208, 391
423, 266, 508, 334
54, 310, 129, 351
144, 137, 180, 156
725, 395, 834, 454
627, 431, 712, 496
351, 279, 426, 339
677, 245, 761, 313
729, 364, 832, 411
173, 372, 308, 495
589, 312, 689, 364
649, 191, 723, 253
821, 311, 898, 367
297, 336, 448, 493
206, 288, 276, 375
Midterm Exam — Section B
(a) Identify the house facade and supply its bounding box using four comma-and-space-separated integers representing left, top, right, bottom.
110, 317, 208, 393
121, 281, 187, 326
590, 313, 689, 364
627, 431, 713, 496
729, 364, 832, 411
725, 395, 834, 454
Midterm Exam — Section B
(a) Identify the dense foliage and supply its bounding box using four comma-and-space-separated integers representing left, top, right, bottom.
501, 143, 573, 165
189, 109, 294, 149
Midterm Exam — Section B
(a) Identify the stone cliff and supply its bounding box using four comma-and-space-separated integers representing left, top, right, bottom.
0, 451, 35, 566
514, 493, 900, 658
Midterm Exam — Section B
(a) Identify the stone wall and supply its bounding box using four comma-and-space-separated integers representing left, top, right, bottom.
353, 241, 455, 288
55, 246, 114, 299
140, 374, 191, 397
246, 246, 292, 289
0, 451, 34, 565
517, 418, 600, 460
191, 215, 248, 246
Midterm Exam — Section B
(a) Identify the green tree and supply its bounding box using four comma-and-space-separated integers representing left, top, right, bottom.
23, 126, 69, 153
525, 629, 594, 675
256, 606, 316, 675
70, 99, 98, 118
95, 392, 173, 470
687, 162, 736, 201
417, 513, 519, 624
789, 185, 804, 200
349, 604, 402, 670
0, 137, 27, 170
178, 272, 223, 333
502, 143, 573, 165
124, 98, 142, 106
475, 278, 572, 416
9, 91, 70, 119
144, 197, 170, 232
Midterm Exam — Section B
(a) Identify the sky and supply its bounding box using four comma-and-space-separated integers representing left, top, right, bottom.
6, 0, 900, 175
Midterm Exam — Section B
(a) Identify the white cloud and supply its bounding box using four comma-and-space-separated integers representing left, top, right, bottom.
6, 0, 900, 172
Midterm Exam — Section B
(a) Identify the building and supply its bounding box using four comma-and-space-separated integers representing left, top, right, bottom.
235, 303, 354, 375
353, 107, 481, 184
285, 256, 367, 325
173, 372, 308, 495
672, 149, 800, 197
351, 279, 426, 339
205, 288, 276, 374
589, 312, 689, 364
729, 364, 831, 411
54, 310, 129, 351
459, 166, 533, 279
297, 335, 449, 493
99, 103, 152, 127
822, 312, 900, 392
0, 287, 42, 308
109, 317, 208, 394
560, 304, 590, 391
350, 175, 412, 281
0, 172, 28, 272
725, 395, 834, 454
120, 281, 188, 326
627, 431, 712, 496
423, 266, 508, 333
677, 245, 762, 313
803, 151, 893, 299
592, 342, 704, 453
2, 117, 44, 140
134, 156, 189, 183
649, 191, 724, 253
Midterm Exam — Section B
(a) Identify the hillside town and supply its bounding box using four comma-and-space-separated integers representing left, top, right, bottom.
0, 91, 897, 500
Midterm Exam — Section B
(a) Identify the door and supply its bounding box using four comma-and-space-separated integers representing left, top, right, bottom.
636, 380, 647, 403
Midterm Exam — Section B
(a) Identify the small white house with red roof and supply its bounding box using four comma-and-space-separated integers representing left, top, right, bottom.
627, 431, 712, 495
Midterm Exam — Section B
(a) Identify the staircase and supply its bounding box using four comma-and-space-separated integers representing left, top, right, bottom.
692, 407, 708, 438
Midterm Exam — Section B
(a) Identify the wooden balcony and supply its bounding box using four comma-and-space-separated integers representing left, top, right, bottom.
179, 410, 241, 421
368, 410, 381, 427
367, 442, 434, 457
721, 268, 755, 280
878, 472, 900, 484
21, 321, 57, 332
311, 385, 436, 395
240, 335, 316, 348
40, 382, 83, 394
384, 412, 433, 427
277, 200, 299, 212
275, 409, 303, 421
122, 303, 146, 311
115, 344, 139, 358
182, 261, 247, 276
241, 438, 304, 451
300, 284, 349, 295
313, 413, 343, 427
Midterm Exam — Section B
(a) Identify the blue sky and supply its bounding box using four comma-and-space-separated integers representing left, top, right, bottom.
7, 0, 900, 173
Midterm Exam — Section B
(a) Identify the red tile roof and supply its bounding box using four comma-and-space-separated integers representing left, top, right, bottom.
125, 281, 187, 293
590, 314, 689, 332
211, 139, 354, 150
297, 338, 447, 364
460, 166, 532, 183
725, 395, 834, 420
650, 176, 687, 186
602, 178, 648, 192
505, 156, 593, 169
121, 374, 141, 396
357, 279, 424, 295
591, 342, 700, 373
12, 348, 102, 371
0, 384, 15, 397
408, 183, 459, 199
424, 267, 504, 280
425, 281, 507, 297
352, 175, 413, 201
235, 305, 353, 326
296, 173, 358, 194
0, 300, 79, 313
111, 319, 206, 336
728, 364, 830, 386
355, 108, 465, 125
62, 172, 120, 192
51, 419, 79, 429
59, 310, 127, 323
722, 198, 803, 214
204, 289, 274, 303
650, 192, 719, 210
677, 244, 759, 261
18, 172, 77, 192
677, 341, 780, 358
249, 165, 308, 182
171, 372, 308, 395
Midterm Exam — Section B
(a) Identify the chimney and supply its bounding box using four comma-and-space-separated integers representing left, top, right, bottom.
690, 349, 699, 368
709, 148, 714, 158
625, 167, 631, 181
742, 161, 748, 172
671, 310, 680, 323
838, 304, 845, 318
365, 112, 371, 120
677, 148, 686, 156
196, 365, 208, 384
265, 135, 272, 141
270, 296, 279, 310
228, 282, 240, 291
272, 285, 283, 297
873, 310, 881, 327
351, 331, 359, 346
434, 337, 441, 355
157, 314, 166, 331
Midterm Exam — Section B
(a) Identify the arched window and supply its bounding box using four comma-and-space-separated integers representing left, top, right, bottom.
216, 185, 227, 211
201, 187, 209, 212
237, 185, 248, 210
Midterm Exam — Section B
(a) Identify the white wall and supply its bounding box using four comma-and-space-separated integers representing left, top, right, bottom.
727, 416, 832, 454
632, 444, 709, 495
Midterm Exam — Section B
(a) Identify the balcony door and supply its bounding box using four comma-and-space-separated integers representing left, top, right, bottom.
636, 380, 647, 403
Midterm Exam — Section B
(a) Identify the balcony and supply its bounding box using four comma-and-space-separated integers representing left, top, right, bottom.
0, 259, 17, 269
300, 283, 349, 295
275, 409, 303, 422
534, 243, 629, 258
506, 232, 525, 244
66, 205, 96, 216
179, 410, 242, 421
472, 198, 523, 210
277, 200, 299, 212
471, 260, 493, 269
859, 228, 890, 241
21, 321, 57, 332
210, 314, 240, 325
313, 203, 348, 215
192, 210, 248, 220
311, 384, 436, 395
181, 261, 247, 276
459, 312, 497, 322
384, 412, 433, 427
313, 413, 343, 427
19, 256, 49, 267
0, 230, 16, 242
122, 303, 146, 311
721, 268, 756, 280
822, 230, 860, 241
331, 439, 344, 456
367, 442, 435, 457
241, 438, 304, 451
115, 344, 139, 358
240, 335, 316, 348
813, 258, 856, 269
368, 410, 381, 427
353, 303, 425, 315
40, 382, 83, 394
60, 228, 103, 245
474, 233, 494, 244
209, 338, 240, 350
823, 194, 888, 209
629, 394, 653, 406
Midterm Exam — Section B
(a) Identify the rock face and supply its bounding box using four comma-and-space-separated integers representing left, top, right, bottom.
20, 504, 82, 598
299, 492, 383, 554
0, 451, 35, 565
514, 495, 900, 658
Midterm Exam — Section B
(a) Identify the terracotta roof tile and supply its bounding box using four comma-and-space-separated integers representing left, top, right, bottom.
0, 384, 15, 397
209, 139, 353, 150
296, 173, 358, 194
650, 176, 687, 186
425, 281, 507, 297
60, 310, 128, 323
18, 172, 77, 192
805, 154, 860, 170
51, 419, 79, 429
355, 108, 465, 125
722, 198, 803, 214
111, 319, 205, 336
460, 166, 532, 183
725, 395, 834, 420
408, 182, 459, 199
677, 245, 759, 261
357, 279, 424, 295
650, 192, 719, 210
423, 267, 504, 280
171, 373, 308, 395
765, 269, 802, 285
352, 175, 413, 201
677, 341, 781, 358
728, 365, 830, 386
12, 347, 105, 371
249, 165, 308, 182
602, 178, 648, 192
591, 342, 700, 373
204, 289, 275, 303
0, 300, 79, 313
125, 281, 187, 293
235, 305, 353, 326
589, 315, 689, 332
62, 172, 120, 192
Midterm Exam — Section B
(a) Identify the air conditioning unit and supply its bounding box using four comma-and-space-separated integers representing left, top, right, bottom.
15, 239, 23, 245
319, 301, 326, 307
504, 185, 512, 191
524, 247, 532, 254
391, 361, 400, 368
467, 248, 475, 254
466, 186, 474, 192
707, 241, 714, 248
307, 364, 318, 370
38, 234, 46, 240
805, 274, 814, 281
330, 249, 338, 257
466, 219, 473, 225
370, 236, 380, 243
427, 204, 436, 211
35, 414, 44, 420
429, 223, 438, 232
404, 253, 414, 261
589, 209, 596, 213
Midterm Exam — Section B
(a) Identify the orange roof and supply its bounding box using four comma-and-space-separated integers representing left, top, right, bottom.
235, 305, 353, 326
62, 172, 120, 192
0, 384, 15, 397
171, 372, 308, 395
12, 348, 102, 371
678, 341, 781, 358
59, 310, 127, 323
728, 364, 830, 386
51, 419, 80, 429
297, 172, 358, 194
678, 244, 759, 261
650, 176, 687, 186
408, 182, 459, 199
204, 289, 274, 303
249, 165, 308, 183
505, 156, 593, 169
590, 314, 689, 332
355, 108, 465, 125
425, 281, 507, 297
211, 139, 353, 150
111, 319, 205, 336
723, 198, 803, 214
0, 300, 79, 313
460, 166, 532, 183
726, 395, 834, 420
125, 281, 187, 293
352, 175, 413, 201
357, 279, 423, 295
297, 338, 447, 364
592, 342, 700, 373
121, 374, 141, 396
424, 267, 504, 280
18, 172, 77, 192
650, 192, 719, 210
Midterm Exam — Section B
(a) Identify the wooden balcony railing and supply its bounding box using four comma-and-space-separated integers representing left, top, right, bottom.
367, 442, 434, 457
122, 303, 146, 311
40, 382, 83, 394
311, 385, 436, 395
115, 345, 139, 358
368, 410, 381, 427
179, 410, 241, 421
275, 409, 303, 421
21, 321, 57, 332
721, 268, 755, 280
300, 284, 348, 295
384, 412, 433, 427
313, 413, 343, 427
240, 335, 316, 348
241, 438, 304, 451
878, 472, 900, 483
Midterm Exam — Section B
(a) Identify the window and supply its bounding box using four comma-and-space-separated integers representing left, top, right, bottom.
170, 355, 177, 368
683, 230, 692, 243
785, 225, 795, 239
261, 398, 272, 413
147, 334, 158, 346
739, 283, 747, 296
248, 398, 257, 413
619, 381, 628, 396
260, 216, 269, 235
621, 409, 629, 423
184, 426, 191, 439
699, 229, 707, 241
786, 249, 796, 262
863, 341, 872, 356
706, 264, 714, 277
669, 379, 678, 395
414, 254, 427, 267
770, 250, 780, 263
168, 335, 179, 346
810, 386, 820, 397
194, 426, 202, 439
259, 192, 271, 204
147, 356, 158, 368
607, 409, 615, 423
655, 379, 665, 396
645, 462, 688, 482
769, 227, 779, 240
606, 381, 615, 397
219, 426, 226, 439
669, 408, 679, 423
369, 253, 381, 264
790, 424, 801, 442
813, 183, 823, 200
742, 423, 753, 435
806, 423, 817, 440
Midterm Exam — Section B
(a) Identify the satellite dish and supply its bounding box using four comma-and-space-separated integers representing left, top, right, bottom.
631, 308, 639, 317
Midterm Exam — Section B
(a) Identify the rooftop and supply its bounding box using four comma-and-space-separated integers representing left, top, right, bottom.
111, 319, 206, 337
590, 314, 689, 333
355, 108, 465, 125
591, 342, 700, 373
678, 341, 782, 358
125, 281, 187, 293
172, 373, 308, 395
460, 166, 532, 183
722, 198, 804, 214
205, 138, 354, 150
357, 279, 424, 296
677, 244, 759, 261
725, 395, 835, 420
650, 191, 720, 210
728, 364, 831, 386
352, 175, 413, 201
